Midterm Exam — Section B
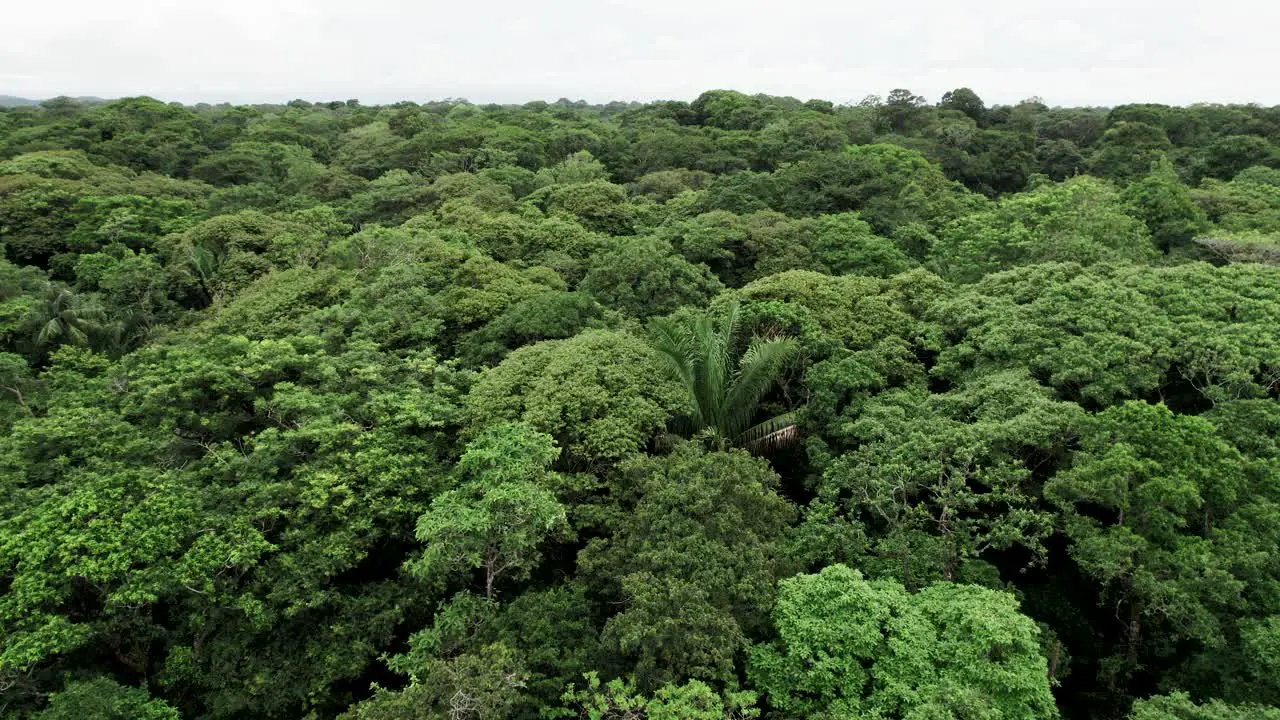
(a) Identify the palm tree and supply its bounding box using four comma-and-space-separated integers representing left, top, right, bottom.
29, 284, 107, 353
188, 243, 226, 305
649, 302, 799, 452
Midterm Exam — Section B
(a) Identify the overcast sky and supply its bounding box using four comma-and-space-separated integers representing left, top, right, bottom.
3, 0, 1277, 107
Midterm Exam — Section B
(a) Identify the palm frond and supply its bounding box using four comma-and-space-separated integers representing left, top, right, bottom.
36, 318, 64, 347
649, 316, 704, 427
724, 336, 797, 439
694, 313, 730, 436
739, 411, 802, 454
718, 301, 742, 354
190, 244, 223, 279
63, 323, 89, 347
649, 317, 696, 381
30, 284, 108, 351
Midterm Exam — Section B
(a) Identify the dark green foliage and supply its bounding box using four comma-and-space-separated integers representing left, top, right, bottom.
1123, 157, 1210, 253
546, 672, 758, 720
1091, 121, 1174, 183
657, 209, 821, 286
1130, 693, 1280, 720
1044, 400, 1280, 703
1038, 138, 1088, 180
458, 291, 616, 366
771, 143, 984, 234
33, 677, 178, 720
930, 263, 1173, 404
930, 177, 1155, 282
939, 87, 987, 124
463, 329, 685, 470
805, 371, 1078, 586
578, 445, 795, 688
580, 237, 723, 319
1201, 135, 1277, 181
811, 211, 914, 276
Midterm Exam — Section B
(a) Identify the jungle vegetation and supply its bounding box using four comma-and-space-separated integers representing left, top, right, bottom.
2, 88, 1280, 719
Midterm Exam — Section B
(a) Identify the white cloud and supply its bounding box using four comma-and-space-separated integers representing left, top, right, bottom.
2, 0, 1277, 106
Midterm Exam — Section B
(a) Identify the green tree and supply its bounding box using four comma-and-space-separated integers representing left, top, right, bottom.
580, 237, 723, 319
756, 112, 847, 168
0, 352, 37, 427
25, 283, 107, 356
811, 211, 914, 276
749, 564, 1058, 719
534, 150, 611, 186
939, 87, 987, 124
1201, 135, 1276, 181
1129, 693, 1280, 720
536, 179, 636, 235
722, 269, 919, 361
578, 445, 794, 688
190, 141, 323, 191
333, 121, 410, 179
1037, 138, 1087, 181
1045, 402, 1251, 688
1191, 174, 1280, 233
408, 423, 569, 600
931, 263, 1172, 405
1090, 121, 1173, 183
0, 175, 85, 264
806, 371, 1077, 586
1129, 262, 1280, 405
463, 329, 685, 470
690, 90, 776, 131
84, 97, 208, 175
457, 291, 616, 367
879, 88, 931, 134
0, 332, 462, 717
658, 210, 820, 287
32, 677, 178, 720
772, 144, 984, 235
1123, 156, 1210, 253
343, 168, 435, 225
547, 672, 759, 720
66, 194, 198, 253
648, 303, 798, 451
931, 177, 1156, 282
341, 643, 530, 720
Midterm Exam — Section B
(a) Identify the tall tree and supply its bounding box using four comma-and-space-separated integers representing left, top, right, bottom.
26, 283, 107, 356
408, 423, 569, 601
748, 564, 1059, 719
648, 303, 798, 452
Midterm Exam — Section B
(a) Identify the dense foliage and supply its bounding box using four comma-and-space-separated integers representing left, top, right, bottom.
1, 89, 1279, 719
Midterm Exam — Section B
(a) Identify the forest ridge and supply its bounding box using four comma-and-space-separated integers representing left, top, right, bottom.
2, 88, 1280, 719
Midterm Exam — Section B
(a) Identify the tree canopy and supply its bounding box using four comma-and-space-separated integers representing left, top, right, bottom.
2, 89, 1280, 719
